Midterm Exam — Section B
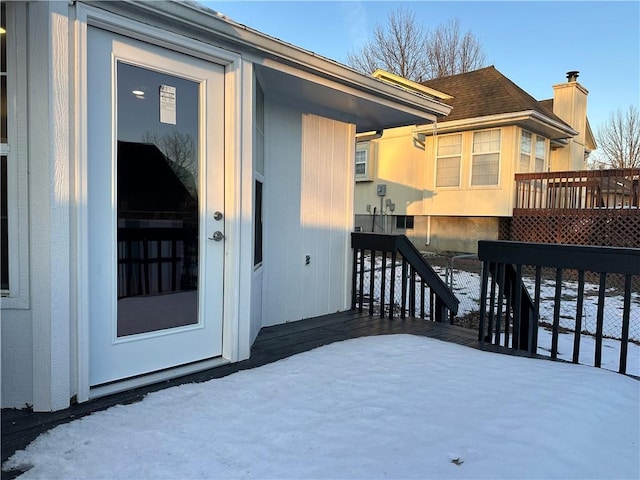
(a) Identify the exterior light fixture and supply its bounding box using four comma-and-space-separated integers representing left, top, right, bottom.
132, 88, 146, 99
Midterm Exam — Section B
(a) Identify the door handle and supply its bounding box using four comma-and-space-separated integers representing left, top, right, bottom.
209, 231, 224, 241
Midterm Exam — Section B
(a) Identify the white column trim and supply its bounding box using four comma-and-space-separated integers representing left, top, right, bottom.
29, 1, 72, 412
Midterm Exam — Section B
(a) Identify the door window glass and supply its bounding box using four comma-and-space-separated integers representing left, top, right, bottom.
116, 62, 200, 337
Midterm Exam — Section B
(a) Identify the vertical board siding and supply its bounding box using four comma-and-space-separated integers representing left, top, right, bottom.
262, 106, 353, 326
262, 102, 303, 326
301, 114, 352, 320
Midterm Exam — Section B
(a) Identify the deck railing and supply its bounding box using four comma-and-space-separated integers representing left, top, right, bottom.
515, 168, 639, 210
117, 226, 197, 298
477, 240, 640, 375
351, 233, 459, 322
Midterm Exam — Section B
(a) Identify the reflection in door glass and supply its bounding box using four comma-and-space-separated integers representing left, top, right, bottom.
116, 62, 200, 337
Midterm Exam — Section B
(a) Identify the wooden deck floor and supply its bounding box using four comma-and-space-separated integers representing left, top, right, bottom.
1, 310, 544, 477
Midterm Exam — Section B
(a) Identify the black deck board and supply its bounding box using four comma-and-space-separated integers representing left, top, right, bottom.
2, 310, 543, 478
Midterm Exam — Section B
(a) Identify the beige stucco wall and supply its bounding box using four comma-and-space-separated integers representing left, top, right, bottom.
354, 126, 426, 218
355, 124, 524, 220
425, 216, 500, 253
355, 214, 500, 254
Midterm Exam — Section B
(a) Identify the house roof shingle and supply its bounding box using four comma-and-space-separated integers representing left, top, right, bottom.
421, 66, 570, 130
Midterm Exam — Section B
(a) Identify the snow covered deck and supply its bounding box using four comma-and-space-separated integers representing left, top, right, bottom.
1, 310, 552, 475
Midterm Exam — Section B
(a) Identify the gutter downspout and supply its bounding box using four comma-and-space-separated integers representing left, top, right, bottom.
425, 215, 431, 246
355, 130, 383, 143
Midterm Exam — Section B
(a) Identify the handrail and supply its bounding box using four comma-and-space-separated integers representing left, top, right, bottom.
478, 240, 639, 375
515, 168, 640, 210
351, 232, 459, 322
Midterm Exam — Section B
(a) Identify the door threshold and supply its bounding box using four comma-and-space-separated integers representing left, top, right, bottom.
89, 357, 230, 400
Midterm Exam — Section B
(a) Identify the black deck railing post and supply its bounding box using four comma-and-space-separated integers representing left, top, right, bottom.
531, 266, 541, 354
572, 270, 585, 364
594, 272, 607, 368
400, 258, 408, 319
487, 263, 497, 343
409, 266, 416, 317
380, 253, 387, 319
619, 274, 632, 374
478, 261, 489, 341
551, 268, 563, 359
496, 263, 506, 347
351, 247, 358, 310
389, 251, 397, 320
368, 250, 376, 316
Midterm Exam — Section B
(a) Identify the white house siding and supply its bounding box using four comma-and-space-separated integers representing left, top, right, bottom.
262, 103, 354, 326
300, 114, 354, 319
0, 1, 444, 412
1, 1, 73, 410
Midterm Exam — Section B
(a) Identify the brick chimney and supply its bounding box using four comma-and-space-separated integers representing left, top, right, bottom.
551, 71, 589, 170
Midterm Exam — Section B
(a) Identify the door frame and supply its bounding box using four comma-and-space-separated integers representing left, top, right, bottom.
74, 4, 246, 402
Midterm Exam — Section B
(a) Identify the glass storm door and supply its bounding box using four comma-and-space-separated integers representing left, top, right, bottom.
87, 28, 225, 387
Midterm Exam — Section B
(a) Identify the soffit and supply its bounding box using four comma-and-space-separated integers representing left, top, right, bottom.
256, 64, 445, 133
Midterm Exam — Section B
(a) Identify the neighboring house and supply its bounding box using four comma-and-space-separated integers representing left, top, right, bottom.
0, 1, 452, 411
354, 66, 596, 253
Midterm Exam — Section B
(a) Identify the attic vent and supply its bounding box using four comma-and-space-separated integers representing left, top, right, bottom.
566, 71, 579, 82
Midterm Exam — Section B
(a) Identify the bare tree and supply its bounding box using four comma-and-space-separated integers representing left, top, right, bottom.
425, 19, 486, 78
595, 105, 640, 169
142, 130, 198, 194
347, 10, 486, 82
347, 7, 429, 81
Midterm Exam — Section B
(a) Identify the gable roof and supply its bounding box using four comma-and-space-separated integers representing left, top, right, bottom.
418, 66, 577, 139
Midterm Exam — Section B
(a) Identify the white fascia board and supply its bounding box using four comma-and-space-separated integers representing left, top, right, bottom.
89, 0, 452, 120
413, 110, 577, 138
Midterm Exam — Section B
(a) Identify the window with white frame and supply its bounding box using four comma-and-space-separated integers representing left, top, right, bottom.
471, 129, 501, 186
435, 133, 462, 187
1, 3, 8, 293
355, 142, 370, 181
254, 81, 264, 267
535, 135, 546, 172
1, 2, 28, 307
520, 130, 532, 173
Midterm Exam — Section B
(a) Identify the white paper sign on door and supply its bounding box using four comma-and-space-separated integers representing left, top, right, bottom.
159, 85, 177, 125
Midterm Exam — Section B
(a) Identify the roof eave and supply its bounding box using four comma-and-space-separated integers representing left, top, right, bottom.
413, 110, 577, 139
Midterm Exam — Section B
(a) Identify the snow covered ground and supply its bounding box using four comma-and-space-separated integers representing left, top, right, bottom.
361, 255, 640, 376
4, 335, 639, 479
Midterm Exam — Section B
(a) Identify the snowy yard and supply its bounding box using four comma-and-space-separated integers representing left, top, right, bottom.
361, 254, 640, 376
3, 335, 639, 479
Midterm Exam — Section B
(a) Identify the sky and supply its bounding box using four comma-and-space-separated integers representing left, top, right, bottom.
200, 1, 640, 143
4, 334, 639, 478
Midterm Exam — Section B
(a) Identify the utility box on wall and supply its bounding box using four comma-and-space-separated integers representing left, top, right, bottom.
376, 184, 386, 196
